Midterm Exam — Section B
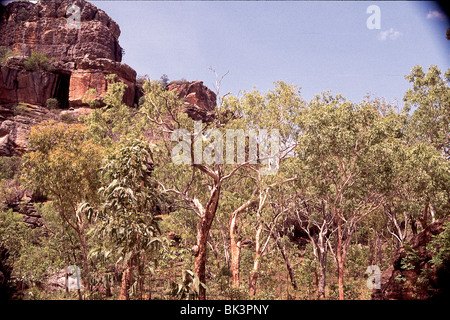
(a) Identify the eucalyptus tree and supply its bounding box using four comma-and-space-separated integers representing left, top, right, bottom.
292, 93, 399, 299
403, 65, 450, 229
404, 65, 450, 159
139, 80, 251, 299
138, 80, 301, 299
221, 81, 302, 295
21, 121, 104, 297
81, 139, 164, 300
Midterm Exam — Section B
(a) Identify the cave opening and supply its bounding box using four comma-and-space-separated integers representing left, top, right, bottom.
54, 73, 70, 109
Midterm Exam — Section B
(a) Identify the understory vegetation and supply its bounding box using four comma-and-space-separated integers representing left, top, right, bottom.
0, 65, 449, 300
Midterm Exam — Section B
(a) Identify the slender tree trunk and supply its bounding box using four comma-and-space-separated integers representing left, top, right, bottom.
249, 222, 262, 296
194, 185, 221, 300
77, 218, 90, 299
105, 275, 112, 298
119, 258, 133, 300
230, 214, 242, 287
249, 190, 269, 296
272, 228, 297, 290
420, 198, 430, 230
229, 199, 257, 288
317, 233, 328, 299
217, 216, 231, 270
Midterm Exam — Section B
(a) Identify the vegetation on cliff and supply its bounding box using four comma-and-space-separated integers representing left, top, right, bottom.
0, 64, 449, 300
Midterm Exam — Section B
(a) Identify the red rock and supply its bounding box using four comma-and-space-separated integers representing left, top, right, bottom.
0, 0, 137, 108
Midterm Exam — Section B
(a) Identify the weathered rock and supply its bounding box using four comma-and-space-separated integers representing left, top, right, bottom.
372, 217, 450, 300
0, 103, 59, 156
167, 81, 217, 122
69, 58, 136, 108
0, 0, 136, 108
0, 0, 122, 62
0, 66, 61, 106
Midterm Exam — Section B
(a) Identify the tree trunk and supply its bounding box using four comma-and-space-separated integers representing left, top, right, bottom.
229, 199, 256, 288
194, 185, 221, 300
336, 219, 345, 300
119, 258, 133, 300
230, 213, 241, 287
249, 222, 262, 296
77, 218, 90, 299
272, 228, 297, 290
420, 198, 430, 230
317, 232, 327, 299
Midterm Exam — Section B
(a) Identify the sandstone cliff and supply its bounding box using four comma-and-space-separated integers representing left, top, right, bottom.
0, 0, 137, 108
0, 0, 139, 156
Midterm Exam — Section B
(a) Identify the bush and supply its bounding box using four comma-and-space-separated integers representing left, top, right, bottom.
0, 46, 13, 65
24, 52, 53, 72
46, 98, 59, 109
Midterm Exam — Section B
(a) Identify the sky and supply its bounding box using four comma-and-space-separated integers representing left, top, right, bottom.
7, 0, 450, 105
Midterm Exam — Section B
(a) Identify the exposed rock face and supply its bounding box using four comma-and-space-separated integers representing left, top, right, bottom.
0, 103, 59, 156
0, 0, 122, 62
0, 66, 62, 106
167, 81, 217, 122
69, 57, 136, 107
0, 0, 136, 108
372, 217, 450, 300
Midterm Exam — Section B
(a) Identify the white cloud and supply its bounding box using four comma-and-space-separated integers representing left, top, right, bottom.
377, 28, 402, 41
426, 10, 448, 21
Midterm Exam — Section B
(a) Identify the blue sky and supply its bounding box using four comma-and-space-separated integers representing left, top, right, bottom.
65, 1, 450, 104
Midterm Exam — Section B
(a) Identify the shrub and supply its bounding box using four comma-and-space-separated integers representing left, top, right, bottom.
12, 103, 30, 116
24, 52, 53, 72
82, 88, 100, 108
0, 156, 22, 180
0, 46, 13, 65
46, 98, 59, 109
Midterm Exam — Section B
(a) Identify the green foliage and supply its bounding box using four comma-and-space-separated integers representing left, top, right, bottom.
82, 88, 100, 108
0, 210, 31, 262
21, 120, 103, 206
0, 156, 22, 180
46, 98, 59, 110
83, 74, 146, 148
428, 221, 450, 269
170, 269, 207, 300
404, 65, 450, 158
84, 139, 165, 294
24, 51, 54, 72
12, 103, 31, 116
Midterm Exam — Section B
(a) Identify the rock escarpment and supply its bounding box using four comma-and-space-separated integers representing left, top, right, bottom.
0, 0, 136, 108
0, 0, 138, 156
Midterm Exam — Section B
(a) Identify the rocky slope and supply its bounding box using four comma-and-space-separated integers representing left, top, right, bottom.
372, 217, 450, 300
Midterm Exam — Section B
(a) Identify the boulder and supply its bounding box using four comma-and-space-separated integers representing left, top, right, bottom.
167, 81, 217, 122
